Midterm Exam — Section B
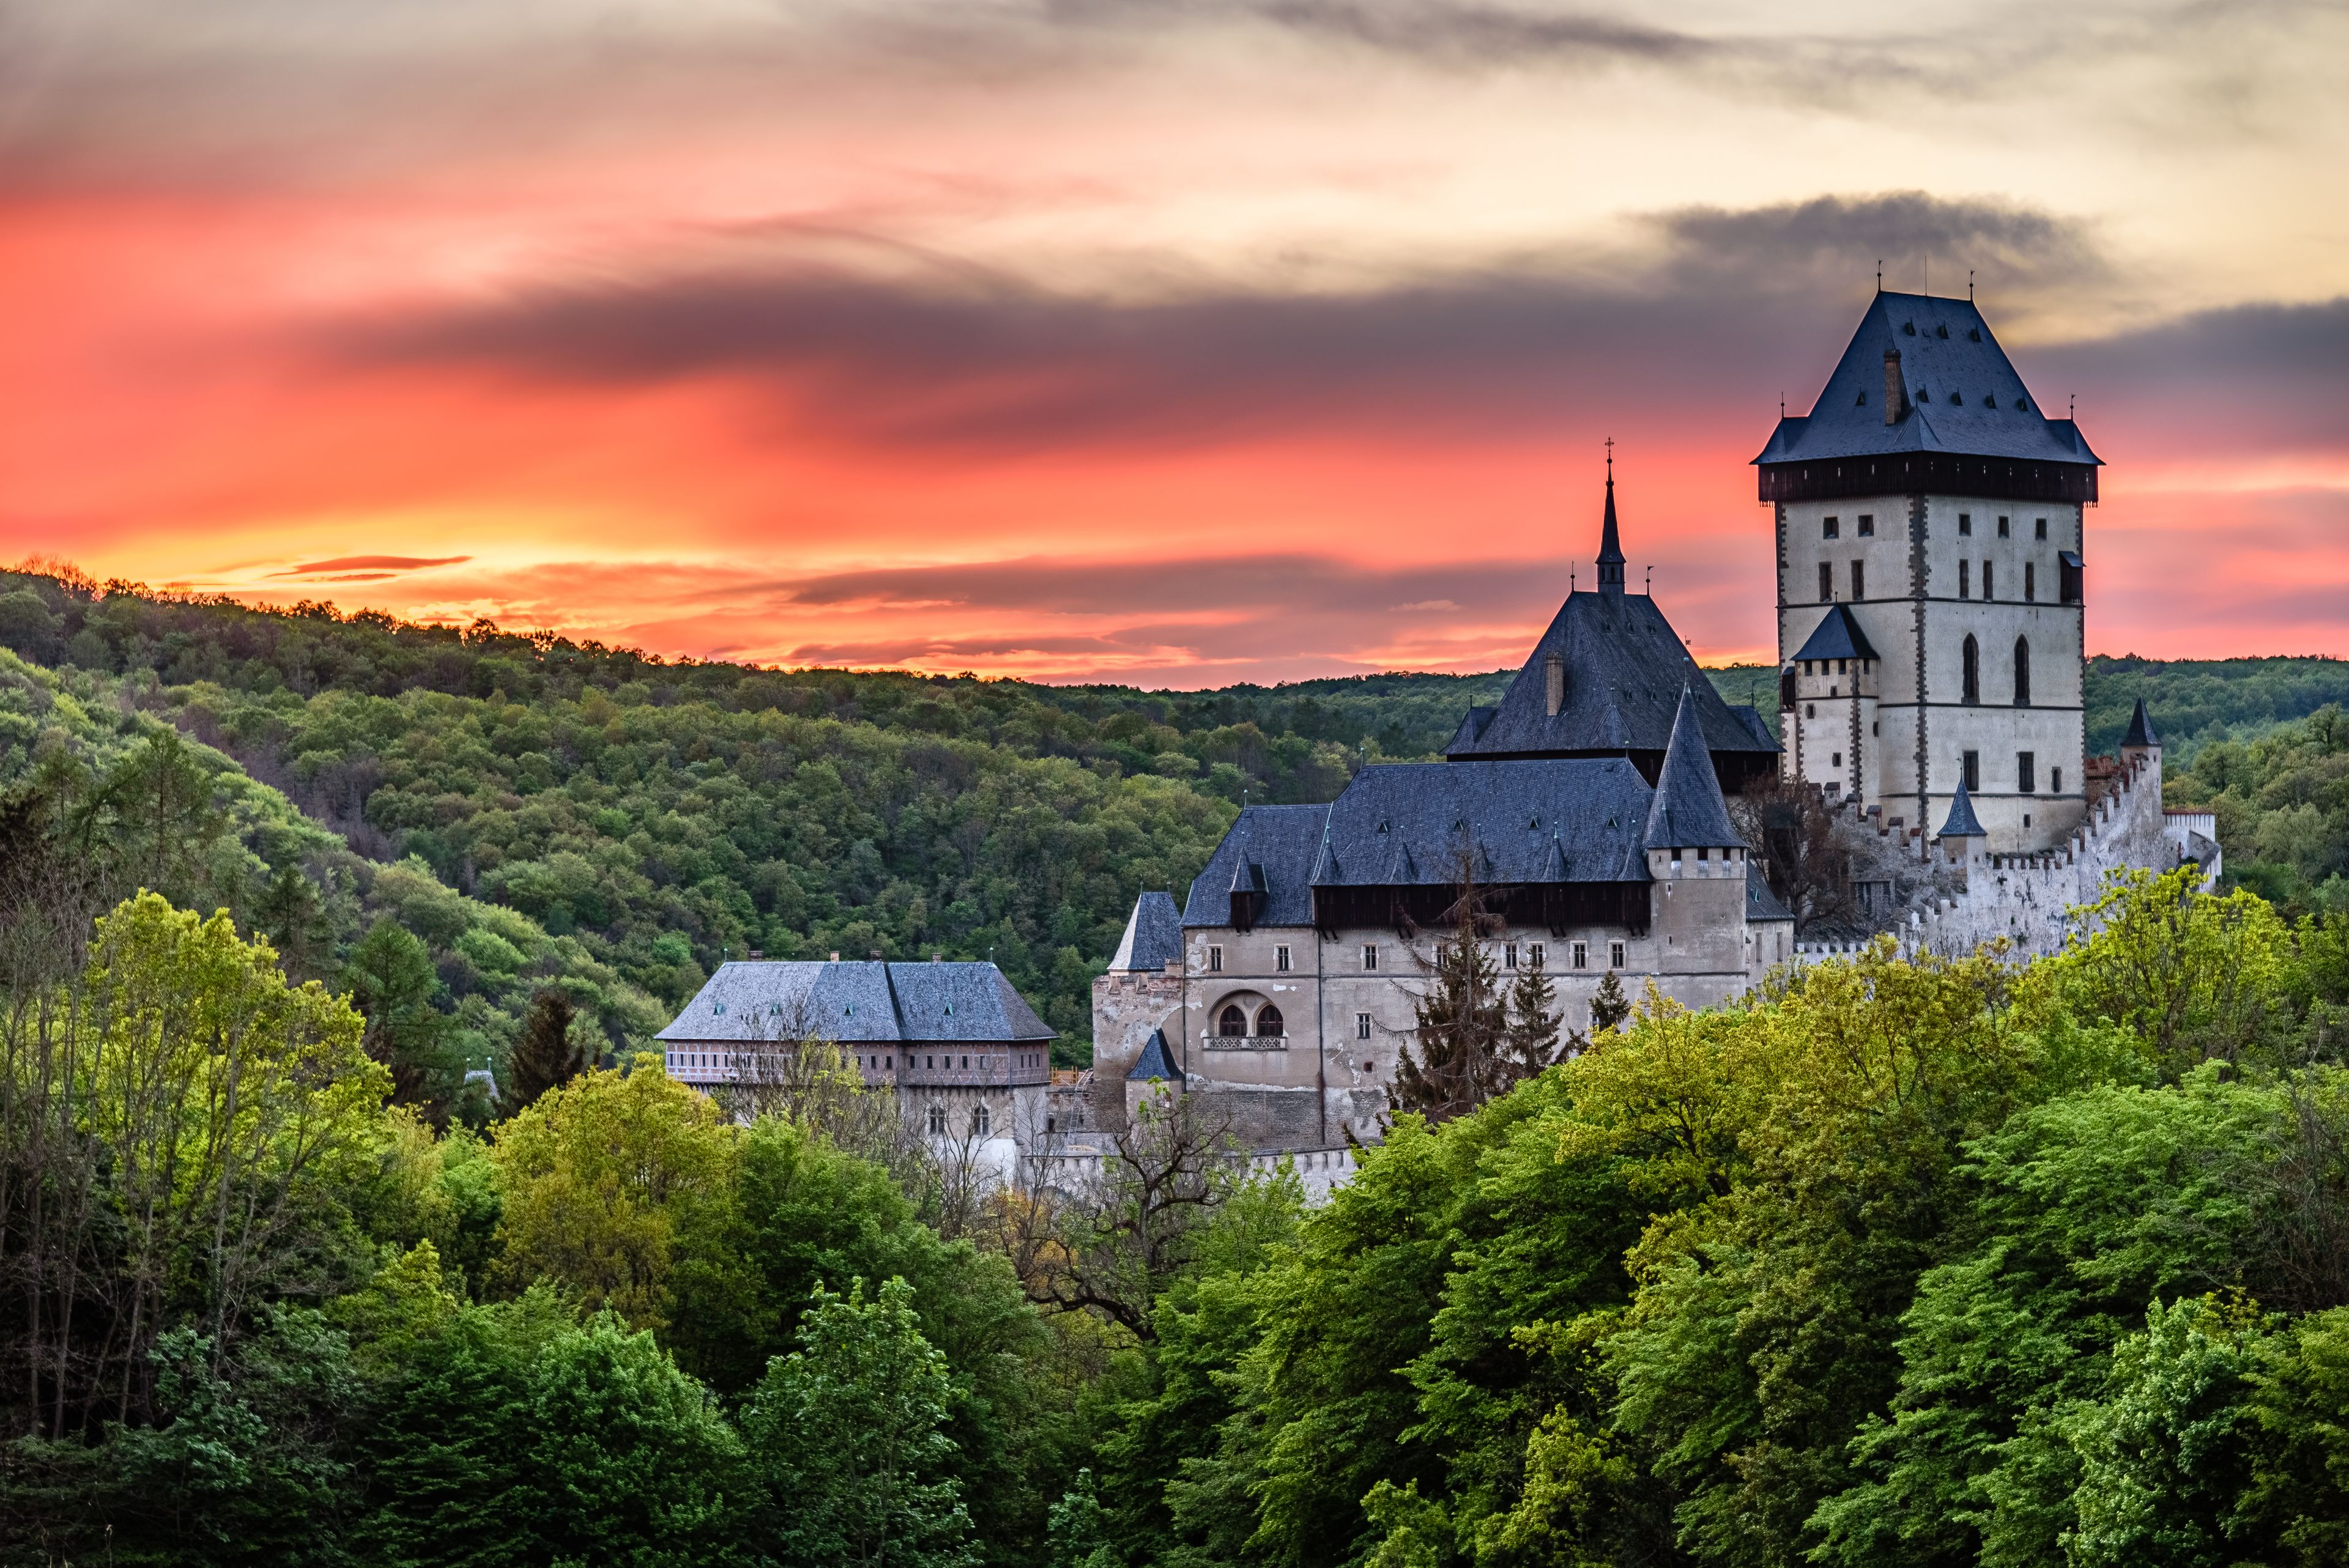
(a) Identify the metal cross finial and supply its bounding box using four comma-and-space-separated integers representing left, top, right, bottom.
1969, 268, 1975, 301
1876, 258, 1882, 289
1645, 566, 1653, 594
1604, 435, 1614, 476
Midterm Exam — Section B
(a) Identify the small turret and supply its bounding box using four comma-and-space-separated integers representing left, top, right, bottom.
2119, 698, 2161, 772
1645, 685, 1743, 873
1937, 780, 1989, 870
1595, 447, 1626, 595
1124, 1026, 1184, 1122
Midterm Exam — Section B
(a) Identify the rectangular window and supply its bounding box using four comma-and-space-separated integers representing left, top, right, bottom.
1963, 750, 1981, 792
1831, 752, 1842, 767
1959, 560, 1970, 598
1851, 560, 1866, 600
1355, 1012, 1372, 1040
1983, 561, 1994, 599
1572, 941, 1587, 969
1275, 944, 1291, 972
2024, 561, 2036, 602
2035, 517, 2049, 540
1822, 516, 1840, 539
2052, 766, 2063, 795
1208, 944, 1222, 973
1504, 942, 1518, 969
1529, 942, 1545, 969
1959, 512, 1973, 536
1819, 561, 1833, 602
1609, 941, 1626, 971
2018, 752, 2036, 794
1362, 944, 1379, 971
1858, 514, 1875, 536
1998, 516, 2011, 538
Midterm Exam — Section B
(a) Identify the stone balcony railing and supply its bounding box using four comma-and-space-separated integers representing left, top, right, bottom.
1201, 1034, 1290, 1051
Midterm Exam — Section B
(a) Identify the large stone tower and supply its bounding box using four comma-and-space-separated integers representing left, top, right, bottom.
1755, 292, 2099, 852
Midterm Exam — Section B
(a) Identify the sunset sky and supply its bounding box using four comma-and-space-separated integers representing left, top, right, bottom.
4, 0, 2345, 684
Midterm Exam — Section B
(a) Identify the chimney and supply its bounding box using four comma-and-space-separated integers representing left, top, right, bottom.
1883, 349, 1904, 424
1545, 653, 1566, 717
932, 951, 943, 963
829, 950, 840, 962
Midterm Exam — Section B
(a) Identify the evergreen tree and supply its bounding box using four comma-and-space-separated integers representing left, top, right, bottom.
742, 1276, 976, 1568
344, 917, 458, 1114
1391, 917, 1508, 1125
505, 985, 587, 1109
1504, 948, 1563, 1075
1589, 967, 1631, 1035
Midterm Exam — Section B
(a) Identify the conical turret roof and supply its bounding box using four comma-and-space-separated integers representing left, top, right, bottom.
2121, 697, 2159, 749
1643, 686, 1742, 849
1938, 780, 1987, 838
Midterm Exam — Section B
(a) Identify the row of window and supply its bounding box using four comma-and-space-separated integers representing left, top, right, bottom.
1209, 939, 1628, 974
926, 1104, 990, 1137
1819, 558, 2045, 603
1958, 750, 2058, 796
1959, 633, 2032, 705
1819, 514, 2050, 541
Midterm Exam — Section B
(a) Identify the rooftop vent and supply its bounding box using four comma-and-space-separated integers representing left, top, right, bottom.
1936, 322, 1949, 338
1969, 328, 1983, 342
2016, 398, 2028, 410
1902, 320, 1917, 335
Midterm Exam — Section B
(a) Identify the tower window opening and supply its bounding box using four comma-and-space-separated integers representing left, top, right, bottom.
2014, 637, 2032, 706
2024, 561, 2036, 602
2035, 517, 2049, 540
1851, 560, 1866, 599
1362, 944, 1379, 971
1959, 560, 1971, 599
1983, 561, 1994, 599
1823, 516, 1840, 539
2052, 766, 2063, 794
1962, 635, 1980, 706
1963, 750, 1981, 792
2017, 752, 2036, 794
1275, 944, 1291, 972
1356, 1012, 1372, 1040
1858, 514, 1875, 536
1819, 562, 1833, 602
1959, 512, 1973, 536
1208, 944, 1222, 972
1998, 516, 2011, 538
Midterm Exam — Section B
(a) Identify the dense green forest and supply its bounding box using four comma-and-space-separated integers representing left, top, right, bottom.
0, 567, 2345, 1072
4, 863, 2348, 1564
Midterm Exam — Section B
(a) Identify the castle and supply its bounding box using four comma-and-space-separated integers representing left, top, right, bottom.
658, 291, 2207, 1178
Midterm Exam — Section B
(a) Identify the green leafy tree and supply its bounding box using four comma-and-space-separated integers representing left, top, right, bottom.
1045, 1468, 1118, 1568
741, 1276, 977, 1568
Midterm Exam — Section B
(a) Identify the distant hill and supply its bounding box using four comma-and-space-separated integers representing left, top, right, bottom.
0, 568, 2342, 1056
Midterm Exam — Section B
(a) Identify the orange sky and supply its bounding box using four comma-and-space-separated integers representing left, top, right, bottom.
3, 1, 2345, 683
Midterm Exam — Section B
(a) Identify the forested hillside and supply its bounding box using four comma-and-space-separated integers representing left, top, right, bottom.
0, 568, 2344, 1068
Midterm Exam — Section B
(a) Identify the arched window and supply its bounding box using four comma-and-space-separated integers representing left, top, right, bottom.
1961, 634, 1980, 706
1218, 1004, 1248, 1037
2013, 636, 2031, 706
1255, 1004, 1285, 1037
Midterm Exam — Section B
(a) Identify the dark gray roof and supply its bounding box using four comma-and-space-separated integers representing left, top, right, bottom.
1752, 292, 2101, 470
1727, 703, 1777, 749
1791, 604, 1882, 664
2121, 697, 2159, 749
1109, 891, 1183, 972
1746, 862, 1794, 922
1644, 687, 1743, 850
1939, 782, 1987, 838
1444, 589, 1779, 762
1127, 1028, 1180, 1081
1181, 804, 1330, 928
658, 960, 1054, 1045
1310, 757, 1655, 890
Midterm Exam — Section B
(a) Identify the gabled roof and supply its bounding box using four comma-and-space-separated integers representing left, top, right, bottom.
1939, 781, 1987, 839
1181, 804, 1330, 927
2121, 697, 2160, 749
1109, 891, 1182, 972
1746, 862, 1794, 923
1444, 590, 1779, 762
1752, 292, 2101, 470
1643, 686, 1743, 850
1727, 703, 1776, 749
1127, 1028, 1181, 1082
1791, 604, 1882, 664
657, 961, 1055, 1044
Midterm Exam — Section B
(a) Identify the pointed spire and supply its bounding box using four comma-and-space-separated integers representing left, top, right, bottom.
1596, 438, 1625, 594
1938, 780, 1987, 840
1644, 684, 1739, 850
2121, 697, 2159, 750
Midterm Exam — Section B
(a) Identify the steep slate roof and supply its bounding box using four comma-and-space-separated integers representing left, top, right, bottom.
1181, 804, 1330, 928
1791, 604, 1883, 664
1312, 758, 1655, 891
1746, 862, 1794, 923
1127, 1028, 1181, 1082
657, 961, 1054, 1044
2121, 697, 2160, 749
1444, 589, 1779, 763
1752, 292, 2102, 470
1727, 704, 1777, 749
1938, 782, 1988, 839
1110, 891, 1184, 972
1644, 687, 1743, 849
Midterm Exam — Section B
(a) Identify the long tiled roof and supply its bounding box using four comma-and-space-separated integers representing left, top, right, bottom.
1109, 890, 1184, 972
1444, 590, 1779, 762
1181, 804, 1330, 928
1752, 292, 2101, 469
657, 961, 1054, 1044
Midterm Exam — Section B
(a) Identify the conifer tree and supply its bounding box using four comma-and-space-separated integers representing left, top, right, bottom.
1505, 949, 1564, 1075
504, 986, 585, 1111
1589, 968, 1631, 1035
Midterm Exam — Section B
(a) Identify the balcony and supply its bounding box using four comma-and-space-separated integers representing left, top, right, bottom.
1202, 1034, 1289, 1051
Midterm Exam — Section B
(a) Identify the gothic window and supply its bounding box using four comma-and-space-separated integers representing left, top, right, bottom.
1218, 1004, 1248, 1037
1962, 635, 1980, 705
1819, 562, 1833, 602
2014, 637, 2032, 706
1255, 1004, 1285, 1037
